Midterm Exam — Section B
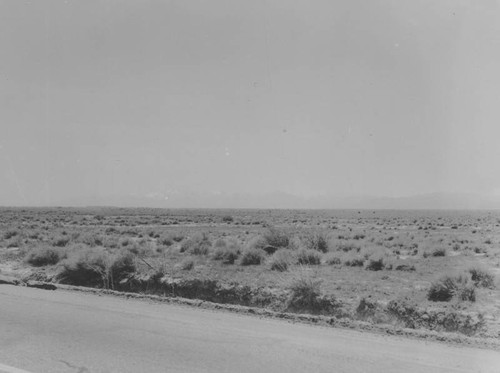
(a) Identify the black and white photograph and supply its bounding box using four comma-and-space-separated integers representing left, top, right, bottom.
1, 1, 500, 372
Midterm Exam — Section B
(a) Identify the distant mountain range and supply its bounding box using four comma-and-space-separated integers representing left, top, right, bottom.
51, 191, 500, 210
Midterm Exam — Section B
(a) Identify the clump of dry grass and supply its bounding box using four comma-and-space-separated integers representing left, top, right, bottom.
427, 273, 476, 302
296, 249, 321, 265
57, 247, 136, 289
212, 238, 241, 264
269, 249, 294, 271
285, 270, 322, 312
24, 246, 66, 267
180, 232, 211, 255
263, 227, 290, 248
468, 267, 495, 289
179, 257, 194, 271
239, 248, 265, 266
303, 230, 329, 253
323, 252, 341, 265
365, 256, 385, 271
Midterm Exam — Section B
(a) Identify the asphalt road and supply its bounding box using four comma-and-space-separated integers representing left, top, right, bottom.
0, 285, 499, 373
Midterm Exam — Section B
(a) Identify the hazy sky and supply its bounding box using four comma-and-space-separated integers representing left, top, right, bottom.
1, 0, 500, 207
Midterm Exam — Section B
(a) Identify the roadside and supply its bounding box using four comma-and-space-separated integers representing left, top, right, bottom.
1, 275, 499, 351
1, 284, 500, 373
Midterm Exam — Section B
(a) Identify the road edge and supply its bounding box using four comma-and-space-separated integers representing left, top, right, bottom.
2, 279, 498, 351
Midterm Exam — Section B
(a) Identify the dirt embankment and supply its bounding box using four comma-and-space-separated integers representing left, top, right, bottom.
2, 266, 497, 350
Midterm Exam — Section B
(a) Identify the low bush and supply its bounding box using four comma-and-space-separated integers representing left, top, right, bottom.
51, 235, 70, 247
468, 267, 495, 289
303, 231, 329, 253
336, 242, 360, 252
287, 276, 321, 309
180, 257, 194, 270
239, 248, 265, 266
296, 249, 321, 265
428, 273, 476, 302
365, 257, 384, 271
120, 238, 132, 247
77, 232, 104, 247
57, 247, 136, 289
431, 248, 446, 257
323, 252, 341, 265
102, 236, 119, 249
244, 235, 267, 250
269, 249, 294, 271
24, 246, 65, 267
284, 272, 336, 314
263, 227, 290, 248
213, 239, 227, 249
180, 233, 211, 255
213, 247, 240, 264
394, 264, 416, 271
343, 254, 365, 267
4, 229, 19, 240
171, 233, 185, 242
158, 234, 174, 247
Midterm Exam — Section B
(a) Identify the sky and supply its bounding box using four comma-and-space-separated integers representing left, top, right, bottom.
1, 0, 500, 208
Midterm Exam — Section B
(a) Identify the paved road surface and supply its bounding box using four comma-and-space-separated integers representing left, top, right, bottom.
0, 285, 499, 373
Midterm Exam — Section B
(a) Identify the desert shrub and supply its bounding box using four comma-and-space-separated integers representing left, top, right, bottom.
222, 215, 234, 222
213, 246, 240, 264
356, 298, 387, 323
24, 246, 65, 267
179, 257, 194, 271
303, 231, 329, 253
428, 273, 476, 302
296, 249, 321, 265
4, 229, 19, 240
474, 246, 487, 254
336, 242, 360, 252
394, 264, 416, 271
101, 235, 120, 249
343, 254, 365, 267
431, 248, 446, 257
77, 232, 103, 247
269, 249, 294, 271
147, 229, 160, 238
127, 240, 156, 257
324, 252, 341, 265
110, 251, 136, 281
287, 277, 321, 309
158, 233, 174, 247
51, 235, 70, 247
262, 245, 278, 255
239, 248, 265, 266
263, 227, 290, 248
213, 238, 227, 249
284, 272, 335, 314
180, 233, 211, 255
120, 238, 132, 247
245, 235, 268, 250
57, 247, 136, 289
57, 248, 109, 287
190, 242, 210, 255
171, 233, 185, 242
6, 237, 23, 248
365, 257, 384, 271
468, 267, 495, 289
